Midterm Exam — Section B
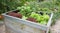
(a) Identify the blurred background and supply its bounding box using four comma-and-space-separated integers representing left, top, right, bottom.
0, 0, 60, 33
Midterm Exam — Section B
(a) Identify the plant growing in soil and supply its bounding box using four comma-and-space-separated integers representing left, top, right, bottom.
29, 12, 49, 25
7, 1, 51, 25
27, 17, 37, 22
8, 10, 50, 25
8, 12, 22, 18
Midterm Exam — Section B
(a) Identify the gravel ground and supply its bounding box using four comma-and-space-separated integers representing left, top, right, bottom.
0, 25, 5, 33
0, 19, 60, 33
51, 19, 60, 33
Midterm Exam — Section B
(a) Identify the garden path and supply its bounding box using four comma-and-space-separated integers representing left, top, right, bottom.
51, 19, 60, 33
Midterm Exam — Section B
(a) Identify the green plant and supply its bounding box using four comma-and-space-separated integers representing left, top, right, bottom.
29, 12, 49, 25
17, 6, 32, 16
17, 1, 52, 16
0, 0, 37, 14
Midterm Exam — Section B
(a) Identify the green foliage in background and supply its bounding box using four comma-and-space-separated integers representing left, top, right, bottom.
40, 0, 60, 25
0, 0, 37, 14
